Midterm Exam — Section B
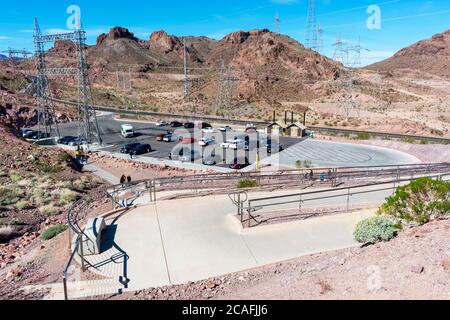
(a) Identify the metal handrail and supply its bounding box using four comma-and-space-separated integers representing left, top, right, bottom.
244, 173, 450, 228
106, 163, 450, 201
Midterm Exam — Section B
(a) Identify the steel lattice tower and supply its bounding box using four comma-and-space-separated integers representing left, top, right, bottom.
274, 12, 281, 34
305, 0, 318, 51
217, 60, 238, 119
183, 37, 189, 97
33, 18, 60, 138
33, 18, 102, 144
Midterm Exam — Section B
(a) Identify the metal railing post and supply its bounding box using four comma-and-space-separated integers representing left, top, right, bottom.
80, 236, 86, 272
346, 188, 351, 213
63, 275, 68, 301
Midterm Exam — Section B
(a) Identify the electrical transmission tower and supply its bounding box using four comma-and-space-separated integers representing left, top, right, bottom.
1, 48, 32, 60
33, 18, 102, 144
333, 34, 345, 65
305, 0, 319, 52
217, 60, 239, 119
316, 23, 324, 54
274, 12, 281, 34
116, 67, 132, 91
183, 37, 189, 97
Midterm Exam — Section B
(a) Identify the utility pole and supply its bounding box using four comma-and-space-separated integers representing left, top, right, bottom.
305, 0, 318, 51
183, 37, 189, 98
316, 23, 324, 54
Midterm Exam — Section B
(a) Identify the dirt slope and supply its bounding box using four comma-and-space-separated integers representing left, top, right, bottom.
367, 29, 450, 78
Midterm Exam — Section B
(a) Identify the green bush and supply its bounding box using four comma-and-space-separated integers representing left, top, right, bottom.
400, 137, 416, 144
41, 224, 68, 241
353, 133, 371, 140
354, 216, 400, 244
238, 179, 258, 189
0, 187, 23, 206
378, 178, 450, 226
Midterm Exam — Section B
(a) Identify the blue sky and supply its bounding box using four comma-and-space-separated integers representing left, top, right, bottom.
0, 0, 449, 66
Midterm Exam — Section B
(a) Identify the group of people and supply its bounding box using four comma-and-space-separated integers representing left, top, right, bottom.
305, 170, 334, 182
75, 146, 88, 165
120, 175, 132, 186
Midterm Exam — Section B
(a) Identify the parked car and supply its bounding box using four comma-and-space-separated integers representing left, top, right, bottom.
121, 124, 135, 138
68, 137, 88, 147
21, 128, 34, 137
170, 121, 183, 128
57, 136, 76, 144
156, 121, 169, 127
198, 122, 212, 130
221, 140, 233, 149
203, 153, 221, 166
184, 122, 195, 129
230, 157, 250, 170
120, 142, 141, 154
181, 137, 196, 144
219, 125, 232, 132
156, 133, 166, 142
199, 137, 215, 147
229, 139, 245, 150
179, 150, 201, 163
163, 133, 176, 142
202, 127, 217, 134
131, 144, 152, 156
26, 131, 49, 140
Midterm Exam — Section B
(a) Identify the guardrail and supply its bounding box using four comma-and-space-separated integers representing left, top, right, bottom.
48, 97, 450, 144
63, 189, 132, 300
106, 163, 450, 203
241, 173, 450, 228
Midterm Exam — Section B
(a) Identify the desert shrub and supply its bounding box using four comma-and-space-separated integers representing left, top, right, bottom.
378, 178, 450, 226
353, 133, 371, 140
0, 171, 7, 178
41, 224, 68, 241
0, 187, 23, 206
10, 218, 26, 226
354, 216, 400, 244
39, 204, 60, 216
238, 179, 258, 189
59, 189, 81, 206
15, 200, 30, 210
38, 163, 64, 174
420, 140, 429, 145
295, 160, 313, 169
9, 171, 22, 183
58, 152, 72, 162
400, 137, 416, 144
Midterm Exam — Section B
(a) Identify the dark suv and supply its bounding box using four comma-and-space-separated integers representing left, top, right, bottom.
131, 144, 152, 155
121, 142, 141, 154
170, 121, 183, 128
184, 122, 195, 129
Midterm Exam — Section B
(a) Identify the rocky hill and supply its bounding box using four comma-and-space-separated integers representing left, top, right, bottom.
367, 29, 450, 78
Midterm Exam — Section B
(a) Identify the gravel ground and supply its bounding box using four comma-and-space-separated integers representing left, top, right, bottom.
104, 219, 450, 300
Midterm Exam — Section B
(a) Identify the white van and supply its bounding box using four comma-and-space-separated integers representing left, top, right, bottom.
121, 124, 135, 138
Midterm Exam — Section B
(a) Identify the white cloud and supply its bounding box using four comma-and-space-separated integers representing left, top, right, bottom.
0, 36, 11, 40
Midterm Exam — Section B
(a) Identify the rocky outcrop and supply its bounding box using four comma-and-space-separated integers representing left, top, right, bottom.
149, 30, 183, 53
96, 27, 138, 46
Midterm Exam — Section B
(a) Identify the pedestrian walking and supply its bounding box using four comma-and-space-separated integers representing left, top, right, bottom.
127, 176, 132, 184
120, 175, 126, 187
129, 150, 134, 160
309, 170, 314, 181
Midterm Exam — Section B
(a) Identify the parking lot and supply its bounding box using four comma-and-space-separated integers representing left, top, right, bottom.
55, 113, 300, 169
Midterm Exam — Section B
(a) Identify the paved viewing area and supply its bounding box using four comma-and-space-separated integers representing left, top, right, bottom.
78, 185, 392, 295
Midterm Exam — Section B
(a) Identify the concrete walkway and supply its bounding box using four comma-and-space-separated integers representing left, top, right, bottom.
86, 192, 375, 293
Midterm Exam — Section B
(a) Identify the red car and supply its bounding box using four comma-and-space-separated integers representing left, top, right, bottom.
181, 137, 196, 144
230, 158, 250, 170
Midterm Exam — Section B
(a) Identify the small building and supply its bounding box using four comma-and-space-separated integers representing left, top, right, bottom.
287, 122, 307, 137
266, 121, 288, 136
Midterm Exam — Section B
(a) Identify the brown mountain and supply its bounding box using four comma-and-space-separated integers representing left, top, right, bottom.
366, 29, 450, 78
